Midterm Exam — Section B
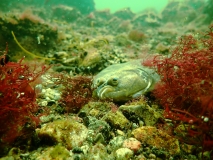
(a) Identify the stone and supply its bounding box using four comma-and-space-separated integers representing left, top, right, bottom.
132, 126, 180, 155
115, 148, 134, 160
36, 119, 88, 150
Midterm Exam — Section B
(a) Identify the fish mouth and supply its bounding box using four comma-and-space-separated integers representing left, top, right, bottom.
97, 85, 115, 99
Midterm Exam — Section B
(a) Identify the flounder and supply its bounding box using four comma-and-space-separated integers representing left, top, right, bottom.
93, 60, 159, 102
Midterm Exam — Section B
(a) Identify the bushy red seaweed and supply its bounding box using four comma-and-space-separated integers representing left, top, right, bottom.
0, 44, 48, 145
143, 25, 213, 150
58, 74, 93, 113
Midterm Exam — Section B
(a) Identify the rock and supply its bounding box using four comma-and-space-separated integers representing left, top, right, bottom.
198, 151, 211, 160
107, 136, 125, 153
52, 5, 81, 22
155, 42, 170, 54
180, 143, 195, 154
113, 8, 135, 20
0, 12, 57, 57
35, 145, 70, 160
132, 126, 180, 155
161, 1, 198, 25
94, 9, 111, 20
41, 88, 61, 101
86, 116, 111, 143
36, 119, 88, 149
107, 17, 124, 31
102, 111, 130, 130
84, 143, 114, 160
79, 101, 113, 118
123, 138, 142, 153
115, 148, 134, 160
114, 34, 132, 46
80, 51, 102, 67
128, 29, 146, 42
149, 153, 157, 159
116, 20, 132, 33
119, 103, 163, 126
132, 11, 161, 28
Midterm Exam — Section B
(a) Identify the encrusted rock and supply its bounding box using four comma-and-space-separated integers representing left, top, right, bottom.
85, 143, 114, 159
94, 9, 112, 20
102, 111, 130, 130
80, 51, 102, 67
86, 116, 111, 143
122, 138, 142, 153
107, 136, 125, 153
36, 119, 88, 149
41, 88, 61, 101
35, 145, 70, 160
79, 101, 113, 118
52, 5, 81, 22
113, 8, 135, 20
115, 148, 134, 160
119, 103, 162, 126
161, 1, 198, 24
132, 11, 161, 28
132, 126, 180, 155
180, 143, 196, 154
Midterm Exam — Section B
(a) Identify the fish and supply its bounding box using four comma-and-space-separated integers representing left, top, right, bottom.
93, 60, 159, 102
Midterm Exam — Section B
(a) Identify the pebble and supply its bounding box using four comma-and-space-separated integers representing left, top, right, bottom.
115, 148, 134, 160
123, 138, 142, 153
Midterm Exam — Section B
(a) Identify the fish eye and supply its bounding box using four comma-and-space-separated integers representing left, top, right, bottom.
107, 77, 118, 86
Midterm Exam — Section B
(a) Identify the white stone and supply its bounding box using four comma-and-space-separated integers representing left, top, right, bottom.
115, 148, 133, 160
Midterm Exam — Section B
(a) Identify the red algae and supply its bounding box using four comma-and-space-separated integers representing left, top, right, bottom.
19, 9, 45, 24
58, 74, 93, 113
143, 25, 213, 150
0, 43, 48, 145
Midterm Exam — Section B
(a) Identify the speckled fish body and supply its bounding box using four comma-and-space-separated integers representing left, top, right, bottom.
93, 60, 159, 102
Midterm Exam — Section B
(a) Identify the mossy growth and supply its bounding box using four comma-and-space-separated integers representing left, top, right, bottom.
49, 144, 70, 159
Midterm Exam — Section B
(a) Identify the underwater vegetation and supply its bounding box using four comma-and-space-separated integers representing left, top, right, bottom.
143, 25, 213, 150
58, 74, 93, 113
0, 0, 213, 158
0, 44, 49, 148
128, 29, 146, 43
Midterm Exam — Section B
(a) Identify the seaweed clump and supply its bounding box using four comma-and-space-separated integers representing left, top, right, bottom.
128, 29, 146, 42
143, 25, 213, 150
58, 74, 93, 113
0, 44, 48, 149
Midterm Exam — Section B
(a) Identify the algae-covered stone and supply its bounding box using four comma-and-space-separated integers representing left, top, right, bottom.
86, 116, 111, 143
180, 143, 196, 154
113, 8, 135, 20
102, 111, 130, 130
79, 101, 113, 118
83, 143, 114, 160
35, 145, 70, 160
107, 136, 125, 153
132, 126, 180, 155
36, 119, 88, 149
52, 5, 81, 22
119, 104, 162, 126
122, 138, 142, 153
80, 51, 102, 67
115, 148, 134, 160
